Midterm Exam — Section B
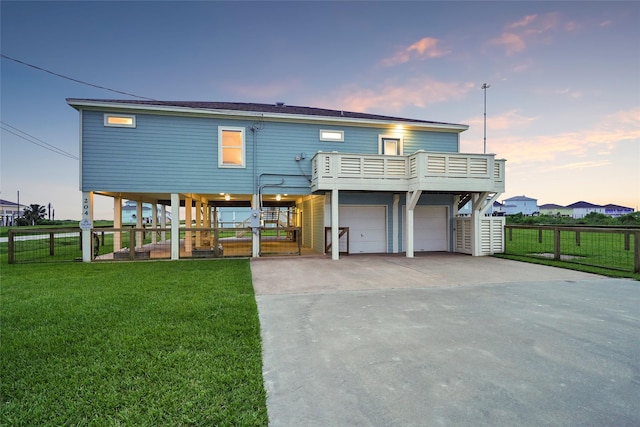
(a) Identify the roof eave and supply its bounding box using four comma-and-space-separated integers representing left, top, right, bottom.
66, 99, 469, 132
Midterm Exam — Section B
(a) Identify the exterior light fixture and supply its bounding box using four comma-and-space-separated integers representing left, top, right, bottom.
275, 194, 282, 201
224, 194, 231, 201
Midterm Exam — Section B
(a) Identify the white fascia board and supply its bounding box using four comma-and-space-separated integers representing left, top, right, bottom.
66, 99, 469, 132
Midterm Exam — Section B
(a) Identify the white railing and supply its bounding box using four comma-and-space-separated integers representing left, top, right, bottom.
312, 151, 505, 193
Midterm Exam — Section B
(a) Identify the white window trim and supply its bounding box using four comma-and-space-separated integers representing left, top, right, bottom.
378, 134, 403, 155
218, 126, 246, 168
319, 129, 344, 142
104, 113, 136, 128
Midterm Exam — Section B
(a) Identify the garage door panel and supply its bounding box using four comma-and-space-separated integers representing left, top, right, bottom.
404, 206, 448, 252
339, 206, 386, 254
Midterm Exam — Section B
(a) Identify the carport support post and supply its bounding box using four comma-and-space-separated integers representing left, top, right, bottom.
114, 196, 122, 251
170, 193, 180, 260
331, 189, 339, 260
160, 205, 167, 242
406, 190, 422, 258
151, 203, 158, 244
185, 196, 192, 255
136, 200, 143, 248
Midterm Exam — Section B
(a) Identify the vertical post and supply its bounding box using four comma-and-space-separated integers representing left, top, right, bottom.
553, 227, 561, 261
634, 231, 640, 274
195, 200, 202, 247
160, 204, 167, 242
482, 83, 490, 154
185, 196, 192, 255
331, 189, 339, 260
136, 200, 143, 248
406, 201, 414, 257
252, 194, 260, 258
392, 194, 399, 253
151, 203, 158, 244
171, 193, 180, 260
214, 228, 220, 257
575, 231, 581, 247
81, 191, 93, 262
129, 229, 136, 260
8, 229, 15, 264
49, 232, 55, 256
114, 196, 122, 251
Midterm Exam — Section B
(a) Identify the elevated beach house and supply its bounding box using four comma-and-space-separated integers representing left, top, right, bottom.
67, 99, 506, 261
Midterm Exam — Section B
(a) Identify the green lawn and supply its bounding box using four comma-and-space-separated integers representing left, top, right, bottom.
1, 260, 268, 426
503, 227, 639, 280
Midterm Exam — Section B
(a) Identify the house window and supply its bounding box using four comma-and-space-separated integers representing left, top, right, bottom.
218, 127, 245, 168
320, 129, 344, 142
104, 114, 136, 128
379, 135, 403, 155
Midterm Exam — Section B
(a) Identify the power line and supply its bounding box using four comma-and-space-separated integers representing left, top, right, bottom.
0, 121, 79, 160
0, 53, 156, 101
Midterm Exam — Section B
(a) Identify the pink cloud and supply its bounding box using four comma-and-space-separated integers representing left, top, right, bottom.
316, 78, 474, 114
381, 37, 450, 66
490, 32, 527, 55
468, 108, 640, 164
490, 12, 560, 55
507, 14, 538, 29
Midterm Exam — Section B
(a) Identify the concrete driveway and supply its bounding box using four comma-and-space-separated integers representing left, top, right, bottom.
251, 254, 640, 427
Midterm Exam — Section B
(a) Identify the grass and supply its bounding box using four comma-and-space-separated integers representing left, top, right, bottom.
1, 259, 268, 426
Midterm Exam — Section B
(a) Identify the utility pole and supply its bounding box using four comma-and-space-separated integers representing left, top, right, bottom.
482, 83, 491, 154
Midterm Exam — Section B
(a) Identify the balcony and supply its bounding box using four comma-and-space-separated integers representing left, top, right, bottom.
311, 151, 505, 193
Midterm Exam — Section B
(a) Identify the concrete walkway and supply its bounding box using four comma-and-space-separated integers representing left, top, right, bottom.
252, 254, 640, 427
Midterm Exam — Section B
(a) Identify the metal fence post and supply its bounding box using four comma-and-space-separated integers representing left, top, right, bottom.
8, 229, 15, 264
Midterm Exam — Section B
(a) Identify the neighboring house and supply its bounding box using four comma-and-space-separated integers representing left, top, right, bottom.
539, 203, 573, 217
566, 201, 606, 219
603, 204, 634, 218
503, 195, 538, 216
458, 200, 505, 216
121, 200, 172, 224
0, 199, 24, 226
68, 99, 506, 261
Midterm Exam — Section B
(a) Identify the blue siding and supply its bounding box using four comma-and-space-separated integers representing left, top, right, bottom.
81, 109, 460, 193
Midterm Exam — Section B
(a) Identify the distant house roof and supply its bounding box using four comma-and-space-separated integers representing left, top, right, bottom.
0, 199, 20, 207
66, 99, 469, 131
603, 204, 633, 210
539, 203, 567, 209
493, 201, 504, 207
503, 195, 537, 202
566, 201, 602, 209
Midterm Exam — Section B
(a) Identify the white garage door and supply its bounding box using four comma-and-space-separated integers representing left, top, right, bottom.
404, 206, 448, 252
339, 206, 387, 253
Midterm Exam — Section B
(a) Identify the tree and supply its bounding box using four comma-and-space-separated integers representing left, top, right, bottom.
22, 204, 46, 226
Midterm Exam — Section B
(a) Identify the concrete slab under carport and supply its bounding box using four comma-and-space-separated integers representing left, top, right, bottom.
252, 254, 640, 427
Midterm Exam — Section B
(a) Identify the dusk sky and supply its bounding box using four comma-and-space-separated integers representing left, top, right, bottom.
1, 1, 638, 220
